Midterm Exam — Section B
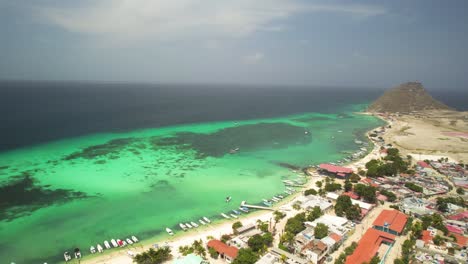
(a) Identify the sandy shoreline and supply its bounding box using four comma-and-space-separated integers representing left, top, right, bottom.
79, 113, 387, 264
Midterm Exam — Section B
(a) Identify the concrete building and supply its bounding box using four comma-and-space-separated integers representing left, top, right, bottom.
207, 240, 239, 263
372, 209, 408, 236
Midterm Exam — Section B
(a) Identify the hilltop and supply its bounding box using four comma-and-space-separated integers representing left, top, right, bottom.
367, 82, 453, 113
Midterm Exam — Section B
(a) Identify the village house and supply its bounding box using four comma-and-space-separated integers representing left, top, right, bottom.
207, 240, 239, 263
300, 240, 328, 264
372, 209, 408, 236
345, 228, 396, 264
318, 164, 353, 179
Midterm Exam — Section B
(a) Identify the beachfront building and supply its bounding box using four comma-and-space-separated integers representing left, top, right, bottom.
207, 240, 239, 263
345, 229, 396, 264
318, 164, 353, 179
372, 209, 408, 236
296, 195, 333, 213
304, 214, 350, 237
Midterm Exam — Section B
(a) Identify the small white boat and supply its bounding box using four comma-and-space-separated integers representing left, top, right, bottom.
199, 219, 206, 225
90, 246, 96, 254
111, 239, 118, 248
64, 252, 72, 262
131, 236, 139, 243
221, 213, 230, 219
230, 214, 238, 219
232, 209, 241, 215
97, 244, 104, 253
271, 197, 280, 202
179, 223, 187, 230
263, 201, 272, 207
203, 217, 211, 223
190, 221, 199, 228
185, 223, 193, 228
277, 195, 284, 199
166, 228, 174, 236
262, 199, 270, 203
104, 241, 111, 249
226, 196, 232, 202
239, 207, 249, 213
126, 238, 134, 245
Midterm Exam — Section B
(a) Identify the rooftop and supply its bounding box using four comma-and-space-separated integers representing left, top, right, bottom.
373, 209, 408, 234
207, 240, 239, 259
319, 164, 353, 174
345, 229, 396, 264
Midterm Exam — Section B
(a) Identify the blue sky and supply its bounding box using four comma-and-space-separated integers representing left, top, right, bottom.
1, 0, 467, 89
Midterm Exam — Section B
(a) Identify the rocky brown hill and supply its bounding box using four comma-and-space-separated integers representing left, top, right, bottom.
367, 82, 453, 113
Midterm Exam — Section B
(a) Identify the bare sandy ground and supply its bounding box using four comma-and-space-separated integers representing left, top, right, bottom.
381, 110, 468, 163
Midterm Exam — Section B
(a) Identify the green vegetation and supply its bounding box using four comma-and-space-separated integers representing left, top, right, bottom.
344, 179, 353, 192
221, 234, 231, 243
248, 233, 273, 253
232, 221, 243, 233
284, 213, 306, 235
315, 181, 323, 188
257, 220, 269, 233
378, 189, 397, 202
456, 187, 465, 195
404, 182, 423, 193
314, 223, 329, 239
134, 247, 172, 264
432, 235, 444, 245
334, 242, 358, 264
324, 182, 342, 192
232, 248, 259, 264
178, 240, 206, 257
304, 188, 318, 196
274, 211, 286, 222
367, 256, 381, 264
421, 214, 448, 235
436, 196, 466, 212
307, 206, 323, 221
334, 195, 361, 220
354, 183, 377, 203
365, 148, 409, 177
208, 247, 219, 258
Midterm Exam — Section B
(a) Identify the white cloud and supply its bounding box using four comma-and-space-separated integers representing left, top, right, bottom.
38, 0, 386, 40
243, 52, 265, 64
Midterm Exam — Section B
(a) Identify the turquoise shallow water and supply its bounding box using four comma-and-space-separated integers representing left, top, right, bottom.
0, 106, 383, 263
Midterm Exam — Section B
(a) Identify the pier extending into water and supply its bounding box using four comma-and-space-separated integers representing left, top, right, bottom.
240, 201, 275, 211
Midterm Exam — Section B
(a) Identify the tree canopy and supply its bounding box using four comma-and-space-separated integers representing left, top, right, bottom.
314, 223, 329, 239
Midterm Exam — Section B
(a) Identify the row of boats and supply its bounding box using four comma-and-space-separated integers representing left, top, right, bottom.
64, 236, 139, 261
178, 216, 212, 231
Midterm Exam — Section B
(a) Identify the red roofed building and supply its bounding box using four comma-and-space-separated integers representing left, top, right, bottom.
448, 211, 468, 221
450, 233, 468, 248
207, 240, 239, 263
421, 230, 433, 245
446, 225, 464, 235
318, 164, 353, 179
417, 161, 431, 169
345, 229, 396, 264
373, 209, 408, 235
343, 191, 359, 200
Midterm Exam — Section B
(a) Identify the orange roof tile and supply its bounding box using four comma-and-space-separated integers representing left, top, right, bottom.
450, 233, 468, 247
345, 229, 396, 264
372, 209, 408, 234
207, 240, 239, 259
329, 233, 342, 243
421, 230, 433, 244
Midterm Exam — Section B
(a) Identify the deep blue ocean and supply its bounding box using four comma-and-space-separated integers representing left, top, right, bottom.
0, 81, 466, 152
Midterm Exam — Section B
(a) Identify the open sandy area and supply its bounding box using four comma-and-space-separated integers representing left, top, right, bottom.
381, 110, 468, 163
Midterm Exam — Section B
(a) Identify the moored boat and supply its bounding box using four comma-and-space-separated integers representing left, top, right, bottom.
263, 201, 272, 207
166, 228, 174, 236
185, 223, 193, 228
230, 214, 238, 219
221, 213, 230, 219
90, 246, 96, 254
111, 239, 118, 248
64, 251, 72, 262
179, 223, 187, 230
131, 236, 139, 243
203, 217, 211, 223
104, 241, 111, 249
126, 238, 134, 245
232, 209, 240, 215
199, 219, 206, 225
117, 239, 124, 247
239, 207, 249, 213
74, 248, 82, 258
97, 244, 104, 253
190, 221, 199, 228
